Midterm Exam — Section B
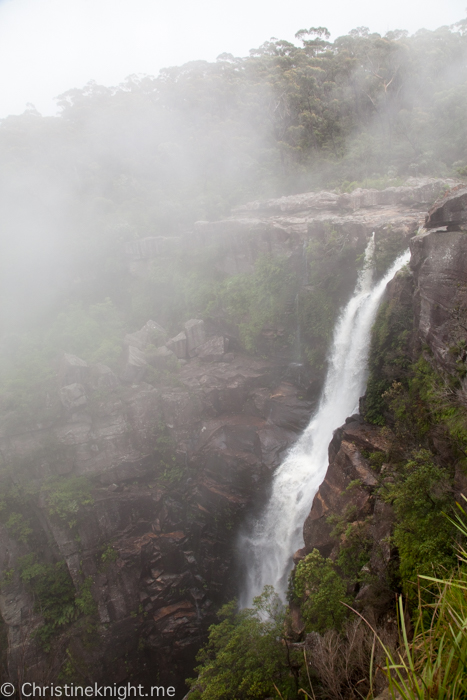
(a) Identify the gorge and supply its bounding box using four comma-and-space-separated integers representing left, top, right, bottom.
1, 176, 467, 698
1, 15, 467, 697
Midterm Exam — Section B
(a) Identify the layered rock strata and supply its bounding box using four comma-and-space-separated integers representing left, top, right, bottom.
300, 185, 467, 622
0, 179, 464, 690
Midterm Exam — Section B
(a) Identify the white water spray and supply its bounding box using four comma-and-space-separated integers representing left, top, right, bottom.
240, 238, 410, 606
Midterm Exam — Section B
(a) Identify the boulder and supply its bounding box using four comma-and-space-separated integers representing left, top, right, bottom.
196, 336, 227, 362
146, 345, 177, 370
266, 382, 313, 432
166, 332, 187, 359
184, 319, 206, 356
89, 363, 119, 392
123, 320, 167, 351
425, 186, 467, 230
58, 353, 89, 387
143, 319, 167, 344
121, 346, 147, 384
59, 383, 87, 410
123, 329, 147, 350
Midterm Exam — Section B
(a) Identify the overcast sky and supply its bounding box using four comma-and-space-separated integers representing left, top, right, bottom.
0, 0, 465, 118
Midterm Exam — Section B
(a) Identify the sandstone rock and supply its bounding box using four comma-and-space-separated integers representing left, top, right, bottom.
425, 186, 467, 230
8, 178, 464, 690
267, 382, 313, 432
146, 345, 177, 370
177, 355, 277, 419
123, 320, 167, 351
243, 387, 270, 417
184, 319, 206, 356
233, 178, 458, 216
58, 353, 89, 387
89, 363, 119, 391
123, 329, 148, 350
143, 319, 167, 342
160, 388, 201, 430
121, 345, 147, 383
166, 331, 187, 359
59, 382, 87, 410
302, 420, 389, 557
0, 526, 51, 683
410, 229, 467, 371
124, 236, 180, 260
196, 336, 227, 362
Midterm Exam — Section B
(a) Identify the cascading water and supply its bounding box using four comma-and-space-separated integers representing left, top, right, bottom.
240, 236, 410, 607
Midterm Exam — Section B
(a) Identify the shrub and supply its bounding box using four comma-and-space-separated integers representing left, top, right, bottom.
18, 555, 77, 651
293, 549, 350, 633
42, 476, 94, 528
382, 500, 467, 699
5, 511, 33, 543
380, 450, 456, 594
188, 587, 298, 700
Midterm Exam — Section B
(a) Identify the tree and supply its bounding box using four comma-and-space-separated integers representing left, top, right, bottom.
188, 586, 298, 700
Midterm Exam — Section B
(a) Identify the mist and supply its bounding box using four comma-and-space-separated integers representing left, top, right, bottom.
0, 18, 466, 345
0, 4, 466, 693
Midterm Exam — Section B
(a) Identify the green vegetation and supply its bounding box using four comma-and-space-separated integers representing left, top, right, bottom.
0, 480, 36, 544
374, 229, 409, 280
0, 15, 466, 696
380, 450, 456, 595
389, 357, 467, 458
300, 225, 362, 371
17, 554, 78, 651
1, 18, 466, 381
152, 423, 188, 485
292, 549, 350, 633
9, 554, 98, 652
42, 475, 94, 528
337, 521, 373, 582
100, 544, 118, 566
188, 588, 299, 700
384, 583, 467, 699
364, 293, 413, 426
380, 501, 467, 699
4, 511, 33, 543
215, 255, 297, 353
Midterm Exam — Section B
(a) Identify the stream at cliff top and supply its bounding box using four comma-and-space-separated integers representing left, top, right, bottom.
239, 236, 410, 607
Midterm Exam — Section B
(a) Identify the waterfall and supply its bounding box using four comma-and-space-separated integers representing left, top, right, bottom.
239, 238, 410, 606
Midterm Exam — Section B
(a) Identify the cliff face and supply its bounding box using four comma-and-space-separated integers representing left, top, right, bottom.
0, 179, 463, 690
0, 348, 310, 687
301, 185, 467, 624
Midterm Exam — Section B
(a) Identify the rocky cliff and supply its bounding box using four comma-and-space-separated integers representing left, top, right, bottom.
0, 179, 464, 693
300, 185, 467, 628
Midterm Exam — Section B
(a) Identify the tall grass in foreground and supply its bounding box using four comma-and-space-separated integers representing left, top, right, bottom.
382, 498, 467, 699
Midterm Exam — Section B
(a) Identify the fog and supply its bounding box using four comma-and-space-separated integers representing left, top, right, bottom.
0, 6, 466, 689
0, 7, 465, 403
0, 0, 465, 116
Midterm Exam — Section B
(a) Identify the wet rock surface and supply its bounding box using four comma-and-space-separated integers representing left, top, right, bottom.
424, 185, 467, 230
1, 179, 464, 690
300, 186, 467, 627
302, 420, 390, 559
0, 341, 309, 687
410, 227, 467, 373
